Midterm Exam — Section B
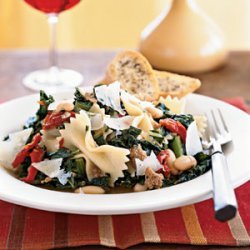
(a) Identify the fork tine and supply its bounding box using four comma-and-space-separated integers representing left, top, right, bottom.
206, 112, 217, 140
218, 108, 229, 132
203, 114, 210, 141
211, 110, 221, 135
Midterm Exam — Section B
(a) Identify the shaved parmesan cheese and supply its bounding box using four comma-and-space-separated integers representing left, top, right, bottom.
104, 116, 134, 130
32, 158, 63, 178
0, 128, 33, 169
186, 121, 203, 156
135, 151, 162, 176
32, 158, 71, 185
95, 81, 125, 115
58, 172, 72, 185
90, 113, 104, 131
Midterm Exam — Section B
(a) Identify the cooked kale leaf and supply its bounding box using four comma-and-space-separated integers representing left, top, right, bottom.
156, 102, 194, 128
94, 135, 106, 146
90, 176, 110, 187
18, 156, 31, 178
47, 148, 79, 159
115, 170, 144, 188
24, 90, 54, 136
108, 126, 141, 149
74, 88, 93, 112
36, 91, 54, 120
139, 140, 162, 155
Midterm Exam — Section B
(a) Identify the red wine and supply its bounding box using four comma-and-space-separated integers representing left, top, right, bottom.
24, 0, 80, 14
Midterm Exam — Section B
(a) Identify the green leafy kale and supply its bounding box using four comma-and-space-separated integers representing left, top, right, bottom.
37, 91, 55, 120
115, 170, 145, 188
90, 176, 110, 187
18, 156, 31, 178
24, 90, 54, 136
139, 140, 162, 155
94, 135, 106, 146
108, 126, 141, 149
74, 88, 93, 112
156, 102, 194, 128
47, 148, 79, 159
37, 157, 88, 190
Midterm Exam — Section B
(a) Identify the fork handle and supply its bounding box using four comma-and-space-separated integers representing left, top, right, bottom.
211, 151, 238, 222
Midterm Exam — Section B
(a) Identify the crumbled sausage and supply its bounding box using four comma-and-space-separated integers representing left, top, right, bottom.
130, 144, 147, 161
130, 145, 147, 169
144, 167, 164, 190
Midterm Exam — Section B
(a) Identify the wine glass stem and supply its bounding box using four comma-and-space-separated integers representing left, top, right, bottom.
47, 14, 59, 69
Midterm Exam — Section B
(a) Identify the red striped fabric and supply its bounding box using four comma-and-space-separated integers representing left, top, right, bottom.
68, 215, 100, 246
112, 214, 144, 248
6, 206, 26, 250
54, 213, 68, 248
22, 209, 54, 249
235, 183, 250, 235
154, 209, 189, 244
0, 201, 13, 249
195, 199, 236, 245
0, 182, 249, 249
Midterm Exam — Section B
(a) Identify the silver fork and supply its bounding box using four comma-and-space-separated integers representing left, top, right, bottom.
203, 109, 238, 222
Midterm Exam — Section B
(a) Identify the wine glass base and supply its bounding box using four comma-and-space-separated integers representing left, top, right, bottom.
23, 68, 84, 92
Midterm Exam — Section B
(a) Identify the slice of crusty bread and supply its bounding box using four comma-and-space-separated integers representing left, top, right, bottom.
155, 70, 201, 98
101, 50, 201, 100
102, 50, 160, 100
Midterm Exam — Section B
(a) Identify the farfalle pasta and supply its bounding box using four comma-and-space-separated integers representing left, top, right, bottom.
60, 111, 129, 185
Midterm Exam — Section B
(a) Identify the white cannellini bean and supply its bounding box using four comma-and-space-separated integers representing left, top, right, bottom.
174, 155, 197, 171
55, 101, 74, 113
133, 183, 147, 192
166, 149, 176, 168
170, 167, 179, 175
165, 149, 179, 175
75, 186, 105, 194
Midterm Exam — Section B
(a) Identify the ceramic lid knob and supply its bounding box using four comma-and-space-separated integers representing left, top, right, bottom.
139, 0, 228, 74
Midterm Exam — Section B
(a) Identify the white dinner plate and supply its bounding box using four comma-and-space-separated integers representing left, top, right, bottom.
0, 90, 249, 215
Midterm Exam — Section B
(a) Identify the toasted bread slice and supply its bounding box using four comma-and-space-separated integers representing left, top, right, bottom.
102, 50, 160, 100
101, 50, 201, 100
155, 70, 201, 98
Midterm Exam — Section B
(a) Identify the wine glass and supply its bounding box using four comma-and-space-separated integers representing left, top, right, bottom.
23, 0, 83, 92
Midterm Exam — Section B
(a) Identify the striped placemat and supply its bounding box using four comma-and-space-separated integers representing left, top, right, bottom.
0, 182, 249, 249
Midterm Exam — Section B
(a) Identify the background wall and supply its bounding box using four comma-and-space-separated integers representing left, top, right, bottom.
0, 0, 249, 50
